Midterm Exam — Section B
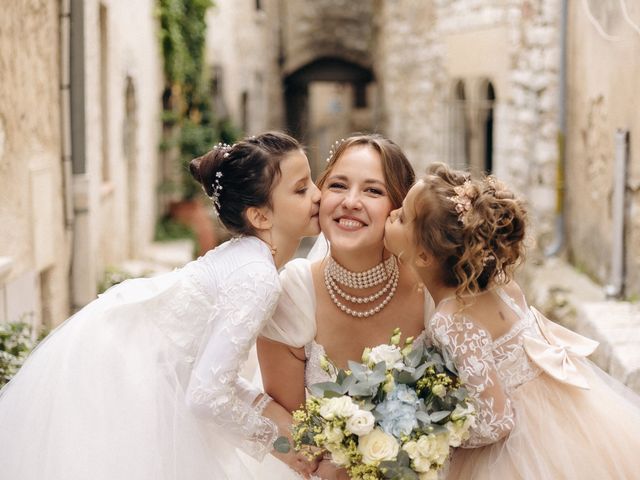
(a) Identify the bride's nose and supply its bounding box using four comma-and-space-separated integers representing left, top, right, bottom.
341, 188, 363, 209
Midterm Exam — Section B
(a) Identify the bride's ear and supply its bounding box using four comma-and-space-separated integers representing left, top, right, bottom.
245, 206, 273, 232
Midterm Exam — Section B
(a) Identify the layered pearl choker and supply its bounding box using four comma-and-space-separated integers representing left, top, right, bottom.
324, 256, 399, 318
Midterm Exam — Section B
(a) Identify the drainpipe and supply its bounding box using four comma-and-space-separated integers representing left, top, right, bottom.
605, 130, 630, 298
60, 0, 73, 228
545, 0, 568, 256
70, 0, 95, 310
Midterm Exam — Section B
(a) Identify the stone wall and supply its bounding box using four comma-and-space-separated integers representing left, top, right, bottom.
281, 0, 374, 76
565, 0, 640, 296
206, 0, 285, 133
0, 0, 68, 328
373, 0, 446, 172
374, 0, 561, 244
0, 0, 163, 327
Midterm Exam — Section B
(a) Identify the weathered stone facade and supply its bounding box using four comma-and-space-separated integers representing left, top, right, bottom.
0, 0, 162, 328
0, 0, 68, 328
565, 1, 640, 296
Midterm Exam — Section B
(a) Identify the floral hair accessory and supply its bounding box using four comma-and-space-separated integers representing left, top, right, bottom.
448, 180, 475, 224
325, 138, 345, 163
211, 171, 223, 212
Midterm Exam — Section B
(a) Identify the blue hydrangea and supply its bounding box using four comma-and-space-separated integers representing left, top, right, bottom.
375, 384, 419, 438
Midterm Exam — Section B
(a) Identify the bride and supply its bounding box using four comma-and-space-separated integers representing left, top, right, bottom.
257, 134, 434, 479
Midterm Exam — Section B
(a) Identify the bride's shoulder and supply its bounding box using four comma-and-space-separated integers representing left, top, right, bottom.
279, 258, 313, 290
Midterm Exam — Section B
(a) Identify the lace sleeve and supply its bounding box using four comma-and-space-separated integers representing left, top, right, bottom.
430, 312, 515, 448
185, 262, 281, 460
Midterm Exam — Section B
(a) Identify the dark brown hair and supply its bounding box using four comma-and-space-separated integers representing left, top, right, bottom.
413, 163, 527, 297
316, 133, 415, 209
189, 131, 302, 235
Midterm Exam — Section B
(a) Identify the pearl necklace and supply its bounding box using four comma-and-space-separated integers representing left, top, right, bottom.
324, 256, 399, 318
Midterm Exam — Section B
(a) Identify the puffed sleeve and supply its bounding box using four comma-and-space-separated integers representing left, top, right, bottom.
185, 261, 281, 460
260, 258, 316, 348
429, 312, 515, 447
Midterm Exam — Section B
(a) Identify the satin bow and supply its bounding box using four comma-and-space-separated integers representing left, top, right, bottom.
523, 307, 599, 390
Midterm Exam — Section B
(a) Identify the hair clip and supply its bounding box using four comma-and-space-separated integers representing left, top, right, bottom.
325, 138, 346, 163
211, 171, 223, 211
448, 180, 475, 224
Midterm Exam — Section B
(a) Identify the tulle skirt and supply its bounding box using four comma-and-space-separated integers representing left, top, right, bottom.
0, 277, 252, 480
448, 361, 640, 480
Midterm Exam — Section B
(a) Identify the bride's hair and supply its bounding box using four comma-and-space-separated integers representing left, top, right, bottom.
317, 133, 415, 209
190, 131, 302, 235
413, 163, 528, 298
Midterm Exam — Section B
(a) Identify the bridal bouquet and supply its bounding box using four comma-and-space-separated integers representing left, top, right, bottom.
276, 329, 475, 480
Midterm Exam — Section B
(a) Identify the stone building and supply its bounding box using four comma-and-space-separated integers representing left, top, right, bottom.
0, 0, 162, 329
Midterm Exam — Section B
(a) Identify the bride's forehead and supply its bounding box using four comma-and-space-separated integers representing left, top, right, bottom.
332, 149, 384, 177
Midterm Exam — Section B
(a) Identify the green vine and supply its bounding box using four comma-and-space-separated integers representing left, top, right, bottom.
157, 0, 239, 199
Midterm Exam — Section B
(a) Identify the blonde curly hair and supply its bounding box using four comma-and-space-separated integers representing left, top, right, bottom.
413, 163, 527, 298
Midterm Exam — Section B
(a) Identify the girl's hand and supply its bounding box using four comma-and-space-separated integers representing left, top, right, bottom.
313, 459, 350, 480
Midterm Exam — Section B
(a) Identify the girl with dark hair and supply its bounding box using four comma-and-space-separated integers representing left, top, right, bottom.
384, 163, 640, 479
0, 132, 321, 479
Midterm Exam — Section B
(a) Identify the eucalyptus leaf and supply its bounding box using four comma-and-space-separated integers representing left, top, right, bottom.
411, 363, 429, 381
273, 436, 291, 453
348, 360, 368, 376
415, 411, 431, 424
430, 410, 451, 423
308, 381, 344, 398
396, 370, 416, 385
349, 382, 377, 397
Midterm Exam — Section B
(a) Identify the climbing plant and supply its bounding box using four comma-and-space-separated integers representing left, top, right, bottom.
157, 0, 238, 200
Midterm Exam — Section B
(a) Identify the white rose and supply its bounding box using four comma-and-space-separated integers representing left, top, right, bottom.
416, 435, 438, 460
319, 396, 359, 420
413, 455, 432, 473
328, 448, 350, 467
357, 428, 399, 465
368, 344, 404, 369
446, 420, 471, 448
402, 440, 419, 459
346, 409, 375, 436
324, 425, 344, 444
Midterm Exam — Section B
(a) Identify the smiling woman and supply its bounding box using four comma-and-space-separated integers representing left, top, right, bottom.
254, 134, 434, 480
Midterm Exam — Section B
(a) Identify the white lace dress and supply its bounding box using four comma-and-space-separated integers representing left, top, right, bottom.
0, 236, 281, 480
431, 288, 640, 479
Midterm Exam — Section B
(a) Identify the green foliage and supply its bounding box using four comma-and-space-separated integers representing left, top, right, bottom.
0, 320, 36, 387
98, 267, 136, 294
154, 215, 196, 242
157, 0, 240, 200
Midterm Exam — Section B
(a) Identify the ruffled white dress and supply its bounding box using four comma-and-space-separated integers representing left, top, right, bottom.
430, 287, 640, 479
0, 236, 281, 480
248, 258, 435, 479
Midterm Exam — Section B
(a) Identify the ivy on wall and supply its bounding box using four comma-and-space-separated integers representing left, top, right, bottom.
157, 0, 238, 200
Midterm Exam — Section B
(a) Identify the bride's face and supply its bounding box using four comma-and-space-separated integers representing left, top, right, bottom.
319, 146, 393, 253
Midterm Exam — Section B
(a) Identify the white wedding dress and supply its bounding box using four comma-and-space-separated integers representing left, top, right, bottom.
0, 236, 281, 480
243, 257, 435, 479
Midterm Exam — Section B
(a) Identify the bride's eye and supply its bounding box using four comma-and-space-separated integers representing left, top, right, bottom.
329, 182, 347, 190
366, 187, 384, 196
296, 187, 308, 195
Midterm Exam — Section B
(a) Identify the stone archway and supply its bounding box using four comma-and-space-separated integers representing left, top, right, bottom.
284, 57, 374, 178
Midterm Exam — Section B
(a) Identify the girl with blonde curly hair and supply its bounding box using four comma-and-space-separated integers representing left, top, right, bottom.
384, 163, 640, 479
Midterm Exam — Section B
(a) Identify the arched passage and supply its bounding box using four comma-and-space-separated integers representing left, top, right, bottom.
284, 57, 375, 177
